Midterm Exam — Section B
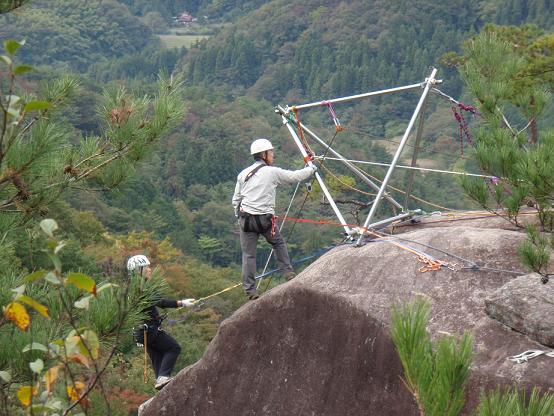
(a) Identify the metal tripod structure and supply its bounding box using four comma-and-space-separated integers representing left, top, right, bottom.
275, 67, 441, 245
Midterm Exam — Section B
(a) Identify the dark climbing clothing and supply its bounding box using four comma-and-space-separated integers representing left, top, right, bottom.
147, 330, 181, 378
135, 298, 181, 378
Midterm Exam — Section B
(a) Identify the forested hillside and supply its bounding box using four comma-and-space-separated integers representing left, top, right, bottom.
1, 0, 553, 413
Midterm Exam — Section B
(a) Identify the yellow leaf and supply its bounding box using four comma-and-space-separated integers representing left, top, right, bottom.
67, 381, 86, 402
44, 366, 59, 393
67, 353, 90, 368
17, 385, 37, 407
83, 330, 99, 359
23, 269, 48, 283
3, 302, 30, 331
18, 295, 49, 318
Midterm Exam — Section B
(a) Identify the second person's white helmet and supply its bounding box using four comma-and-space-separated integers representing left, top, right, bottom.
250, 138, 273, 155
127, 254, 150, 271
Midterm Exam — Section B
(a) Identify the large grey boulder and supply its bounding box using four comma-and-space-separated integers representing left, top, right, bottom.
485, 273, 554, 347
141, 221, 554, 416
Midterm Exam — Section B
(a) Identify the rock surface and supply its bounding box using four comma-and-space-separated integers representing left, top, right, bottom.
485, 273, 554, 347
141, 220, 554, 416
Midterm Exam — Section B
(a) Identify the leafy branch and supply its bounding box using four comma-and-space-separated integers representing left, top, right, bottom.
0, 40, 185, 219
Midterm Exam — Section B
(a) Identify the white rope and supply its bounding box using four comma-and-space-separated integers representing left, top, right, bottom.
314, 156, 495, 179
431, 87, 461, 105
507, 349, 554, 364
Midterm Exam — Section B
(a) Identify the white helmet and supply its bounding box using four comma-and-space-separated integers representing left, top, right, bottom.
250, 138, 274, 155
127, 255, 150, 271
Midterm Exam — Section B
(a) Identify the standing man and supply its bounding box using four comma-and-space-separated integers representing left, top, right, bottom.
127, 254, 196, 390
232, 138, 317, 300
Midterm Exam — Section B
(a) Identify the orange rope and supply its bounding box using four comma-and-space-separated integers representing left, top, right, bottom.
417, 255, 451, 272
292, 107, 305, 142
292, 107, 314, 154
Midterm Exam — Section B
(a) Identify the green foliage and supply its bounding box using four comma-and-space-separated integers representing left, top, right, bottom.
482, 0, 554, 29
0, 219, 173, 414
0, 0, 154, 71
198, 234, 224, 261
0, 37, 187, 413
455, 26, 554, 278
391, 299, 554, 415
460, 26, 552, 134
391, 298, 472, 416
0, 0, 30, 14
476, 387, 554, 416
184, 259, 237, 300
518, 225, 554, 279
88, 45, 185, 82
0, 42, 185, 233
184, 0, 477, 102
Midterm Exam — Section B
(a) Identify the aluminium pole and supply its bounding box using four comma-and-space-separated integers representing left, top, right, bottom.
281, 115, 352, 235
364, 209, 422, 231
356, 68, 438, 246
403, 98, 428, 208
292, 83, 426, 111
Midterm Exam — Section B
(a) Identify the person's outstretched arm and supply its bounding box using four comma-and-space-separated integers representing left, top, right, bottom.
272, 165, 317, 185
155, 298, 196, 308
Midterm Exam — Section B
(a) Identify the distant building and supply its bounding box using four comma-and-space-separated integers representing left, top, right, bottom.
177, 11, 194, 25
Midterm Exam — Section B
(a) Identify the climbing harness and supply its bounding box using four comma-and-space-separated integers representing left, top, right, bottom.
508, 349, 554, 364
270, 215, 277, 237
244, 163, 266, 183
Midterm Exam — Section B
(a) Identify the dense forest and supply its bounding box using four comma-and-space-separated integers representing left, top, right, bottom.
0, 0, 553, 414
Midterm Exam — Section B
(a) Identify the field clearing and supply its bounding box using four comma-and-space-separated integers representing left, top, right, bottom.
158, 34, 210, 49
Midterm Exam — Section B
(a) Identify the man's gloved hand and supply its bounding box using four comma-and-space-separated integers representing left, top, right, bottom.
180, 298, 196, 307
310, 164, 318, 172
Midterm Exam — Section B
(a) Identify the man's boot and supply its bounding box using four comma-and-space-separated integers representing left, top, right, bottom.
247, 291, 259, 300
283, 271, 296, 281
